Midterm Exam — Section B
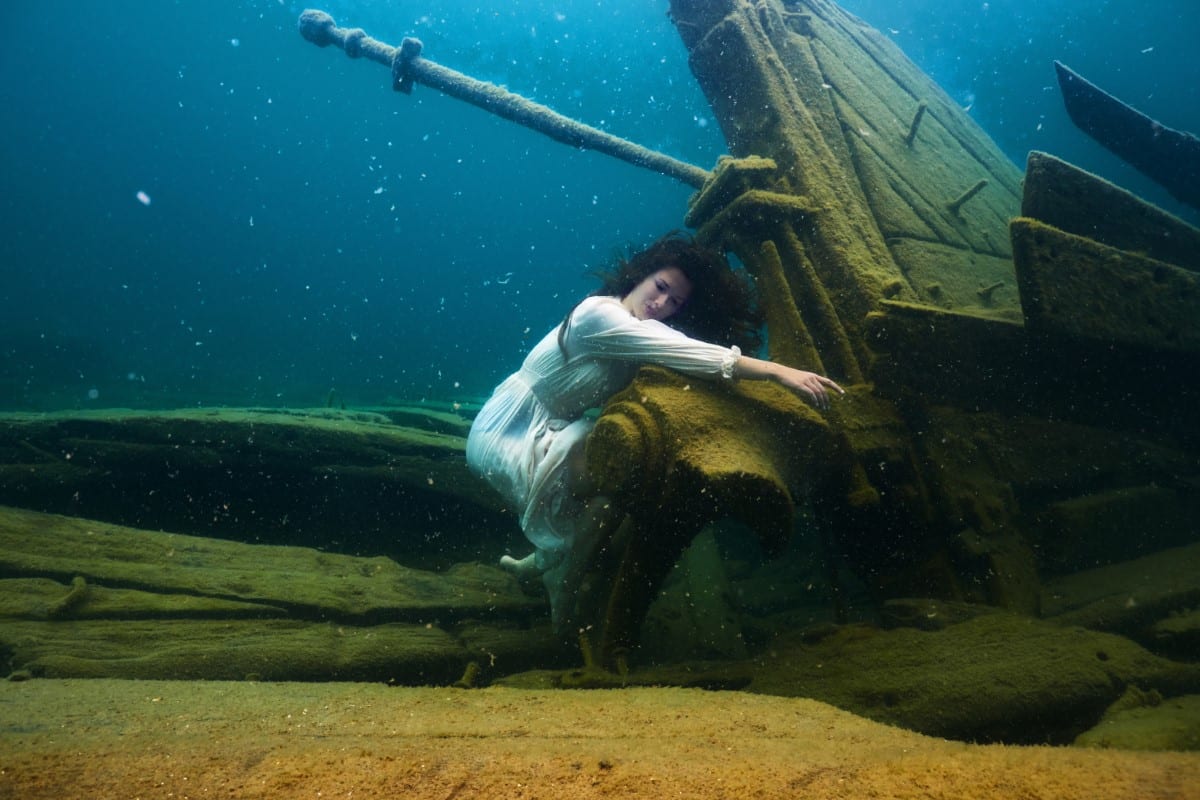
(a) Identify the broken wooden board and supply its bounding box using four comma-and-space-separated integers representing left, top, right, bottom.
1041, 541, 1200, 642
1012, 217, 1200, 352
0, 506, 540, 623
2, 619, 467, 682
1032, 484, 1200, 575
0, 505, 568, 682
1022, 151, 1200, 273
0, 407, 518, 568
0, 577, 284, 620
745, 612, 1200, 745
1054, 61, 1200, 211
865, 299, 1200, 443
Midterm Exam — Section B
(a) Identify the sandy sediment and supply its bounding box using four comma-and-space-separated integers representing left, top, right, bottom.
1, 679, 1196, 799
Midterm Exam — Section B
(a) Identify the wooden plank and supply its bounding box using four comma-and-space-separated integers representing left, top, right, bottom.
0, 506, 541, 623
0, 577, 284, 620
1, 618, 466, 682
0, 407, 515, 569
1055, 61, 1200, 211
1023, 151, 1200, 272
887, 238, 1019, 315
1041, 542, 1200, 635
814, 40, 1018, 260
1033, 486, 1200, 575
1012, 218, 1200, 352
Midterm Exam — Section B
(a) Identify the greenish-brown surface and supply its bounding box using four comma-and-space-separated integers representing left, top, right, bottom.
0, 406, 514, 568
0, 618, 466, 682
2, 680, 1197, 800
0, 506, 536, 621
1076, 693, 1200, 751
3, 476, 1200, 748
674, 0, 1024, 359
746, 613, 1200, 744
659, 0, 1199, 640
1013, 217, 1200, 352
1022, 151, 1200, 271
0, 504, 566, 685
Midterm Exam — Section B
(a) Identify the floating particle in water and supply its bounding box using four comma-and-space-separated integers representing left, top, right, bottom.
1141, 46, 1154, 54
136, 190, 152, 206
230, 38, 240, 47
87, 388, 99, 400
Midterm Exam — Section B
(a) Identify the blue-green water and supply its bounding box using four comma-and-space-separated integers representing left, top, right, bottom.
3, 0, 1197, 410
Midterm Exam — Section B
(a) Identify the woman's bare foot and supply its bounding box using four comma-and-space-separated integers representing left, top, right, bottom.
500, 552, 543, 578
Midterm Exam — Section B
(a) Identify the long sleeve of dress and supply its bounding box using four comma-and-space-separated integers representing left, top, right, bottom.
565, 296, 742, 379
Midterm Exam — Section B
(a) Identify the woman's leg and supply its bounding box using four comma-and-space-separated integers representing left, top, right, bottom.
566, 432, 597, 500
502, 433, 596, 579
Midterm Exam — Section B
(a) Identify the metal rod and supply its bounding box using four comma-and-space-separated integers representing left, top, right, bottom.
904, 101, 927, 147
298, 10, 712, 189
946, 179, 989, 214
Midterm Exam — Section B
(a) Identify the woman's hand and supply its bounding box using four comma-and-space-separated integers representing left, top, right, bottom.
773, 366, 845, 410
732, 355, 846, 410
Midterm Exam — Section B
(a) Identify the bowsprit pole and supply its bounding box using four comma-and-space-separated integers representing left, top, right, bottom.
298, 10, 713, 190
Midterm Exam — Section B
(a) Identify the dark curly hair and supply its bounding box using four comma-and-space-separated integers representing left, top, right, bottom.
558, 231, 763, 358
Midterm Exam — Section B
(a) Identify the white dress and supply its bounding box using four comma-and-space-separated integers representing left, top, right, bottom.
466, 295, 741, 618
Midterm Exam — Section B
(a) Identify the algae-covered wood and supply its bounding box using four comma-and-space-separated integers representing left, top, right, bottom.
0, 506, 538, 622
0, 505, 559, 681
2, 618, 466, 682
0, 407, 515, 567
1012, 218, 1200, 352
1022, 151, 1200, 272
0, 577, 284, 620
1040, 542, 1200, 636
672, 0, 1023, 337
1014, 151, 1200, 353
745, 612, 1200, 744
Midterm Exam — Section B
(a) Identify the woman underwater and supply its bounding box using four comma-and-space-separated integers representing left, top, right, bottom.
466, 232, 843, 630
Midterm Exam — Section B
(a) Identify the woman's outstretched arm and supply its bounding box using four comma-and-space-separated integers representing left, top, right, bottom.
732, 356, 845, 410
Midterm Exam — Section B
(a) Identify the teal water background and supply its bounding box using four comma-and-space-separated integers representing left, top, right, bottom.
3, 0, 1197, 410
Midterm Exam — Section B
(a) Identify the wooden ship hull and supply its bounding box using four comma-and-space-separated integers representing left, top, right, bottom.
581, 0, 1200, 656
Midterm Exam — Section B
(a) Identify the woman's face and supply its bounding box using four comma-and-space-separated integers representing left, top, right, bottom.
621, 267, 693, 322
